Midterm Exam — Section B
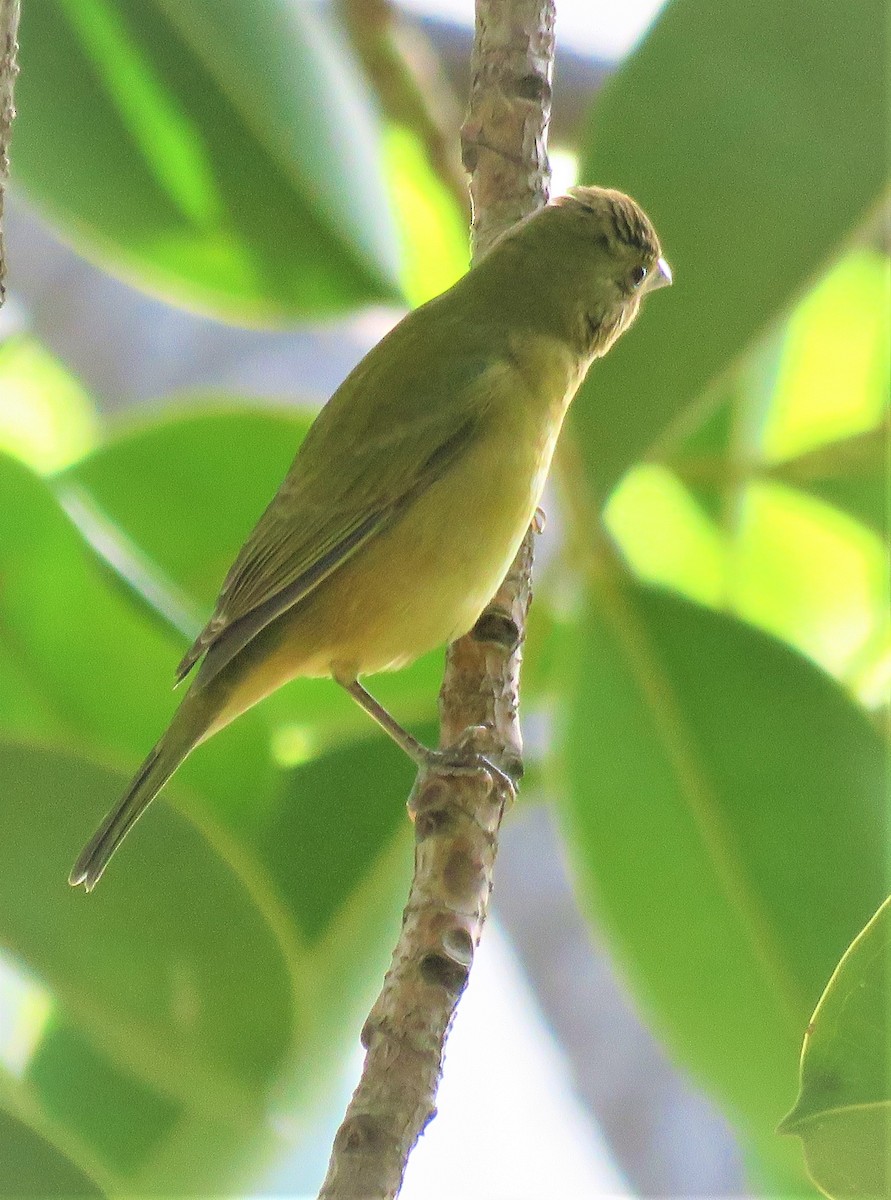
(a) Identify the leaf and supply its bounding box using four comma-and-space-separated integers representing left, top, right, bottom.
574, 0, 889, 501
780, 896, 891, 1200
0, 733, 417, 1185
0, 451, 277, 823
267, 733, 418, 946
0, 1108, 105, 1199
61, 403, 316, 617
760, 250, 891, 464
0, 448, 425, 1152
556, 581, 886, 1185
0, 336, 100, 473
14, 0, 403, 321
0, 446, 408, 938
381, 123, 469, 307
0, 740, 294, 1194
770, 425, 889, 539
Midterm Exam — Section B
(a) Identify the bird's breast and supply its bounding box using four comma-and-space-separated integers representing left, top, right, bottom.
313, 340, 581, 677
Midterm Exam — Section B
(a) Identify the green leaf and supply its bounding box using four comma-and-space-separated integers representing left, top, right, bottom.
15, 0, 403, 321
556, 581, 886, 1185
0, 740, 294, 1194
770, 425, 889, 539
575, 0, 889, 500
0, 442, 406, 915
760, 251, 890, 464
0, 450, 279, 831
0, 337, 100, 473
0, 443, 427, 1187
0, 448, 425, 1132
381, 123, 469, 307
781, 896, 891, 1199
60, 403, 316, 618
0, 733, 416, 1186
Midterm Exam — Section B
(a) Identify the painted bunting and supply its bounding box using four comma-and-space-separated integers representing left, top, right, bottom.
69, 185, 671, 890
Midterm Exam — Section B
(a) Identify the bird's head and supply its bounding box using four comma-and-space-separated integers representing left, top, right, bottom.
521, 185, 672, 359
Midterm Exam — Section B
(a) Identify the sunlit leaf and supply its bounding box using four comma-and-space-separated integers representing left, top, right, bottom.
762, 251, 890, 462
770, 424, 889, 539
781, 896, 891, 1199
0, 337, 100, 472
382, 124, 469, 307
730, 482, 889, 684
606, 463, 729, 607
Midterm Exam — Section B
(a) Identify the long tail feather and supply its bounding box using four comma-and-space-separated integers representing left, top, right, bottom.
69, 735, 191, 891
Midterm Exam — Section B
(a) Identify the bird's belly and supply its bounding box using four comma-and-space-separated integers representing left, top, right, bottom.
298, 411, 557, 679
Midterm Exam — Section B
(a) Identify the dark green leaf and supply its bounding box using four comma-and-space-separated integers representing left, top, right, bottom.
0, 1108, 105, 1198
557, 582, 885, 1185
15, 0, 403, 320
269, 731, 421, 945
575, 0, 888, 500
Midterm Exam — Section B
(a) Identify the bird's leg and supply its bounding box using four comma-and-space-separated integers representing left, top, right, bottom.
339, 678, 431, 764
337, 678, 517, 803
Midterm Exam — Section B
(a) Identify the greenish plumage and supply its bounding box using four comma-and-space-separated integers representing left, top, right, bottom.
70, 186, 671, 890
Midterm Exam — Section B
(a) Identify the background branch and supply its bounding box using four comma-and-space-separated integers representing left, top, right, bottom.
318, 2, 555, 1197
336, 0, 470, 223
0, 0, 20, 306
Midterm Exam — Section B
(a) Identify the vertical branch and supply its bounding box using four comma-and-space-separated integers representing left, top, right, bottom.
318, 4, 554, 1198
461, 0, 554, 258
0, 0, 20, 306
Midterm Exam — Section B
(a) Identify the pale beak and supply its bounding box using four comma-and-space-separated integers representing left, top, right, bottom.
648, 256, 673, 291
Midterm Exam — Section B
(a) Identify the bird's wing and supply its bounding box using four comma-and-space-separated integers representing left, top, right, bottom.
177, 345, 497, 687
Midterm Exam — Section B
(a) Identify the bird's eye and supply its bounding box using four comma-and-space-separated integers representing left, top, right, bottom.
628, 264, 648, 289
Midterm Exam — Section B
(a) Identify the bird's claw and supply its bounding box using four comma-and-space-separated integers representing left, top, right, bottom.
422, 746, 515, 799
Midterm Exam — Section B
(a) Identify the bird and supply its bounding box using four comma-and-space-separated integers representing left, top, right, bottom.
69, 185, 671, 891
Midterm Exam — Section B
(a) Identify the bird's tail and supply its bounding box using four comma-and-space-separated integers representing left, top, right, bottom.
68, 719, 197, 892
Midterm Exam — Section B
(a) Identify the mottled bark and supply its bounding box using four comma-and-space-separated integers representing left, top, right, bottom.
0, 0, 20, 305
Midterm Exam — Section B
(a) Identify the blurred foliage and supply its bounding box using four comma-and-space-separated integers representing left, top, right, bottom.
1, 0, 887, 1195
14, 0, 404, 320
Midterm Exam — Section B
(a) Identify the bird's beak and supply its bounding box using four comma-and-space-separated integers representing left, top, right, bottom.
648, 257, 673, 291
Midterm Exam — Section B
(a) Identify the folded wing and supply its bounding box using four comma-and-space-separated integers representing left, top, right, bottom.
177, 342, 496, 689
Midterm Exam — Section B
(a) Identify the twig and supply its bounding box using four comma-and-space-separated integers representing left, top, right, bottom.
336, 0, 470, 223
0, 0, 20, 306
317, 2, 555, 1198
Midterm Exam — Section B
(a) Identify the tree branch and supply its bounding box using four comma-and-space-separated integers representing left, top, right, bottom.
0, 0, 20, 306
318, 3, 555, 1197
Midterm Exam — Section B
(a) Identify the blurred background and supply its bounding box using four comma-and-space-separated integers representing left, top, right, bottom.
0, 1, 887, 1196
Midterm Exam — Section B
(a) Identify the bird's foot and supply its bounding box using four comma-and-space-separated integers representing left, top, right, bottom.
407, 725, 519, 822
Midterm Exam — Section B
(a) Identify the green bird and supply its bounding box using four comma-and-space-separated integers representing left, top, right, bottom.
70, 185, 671, 891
